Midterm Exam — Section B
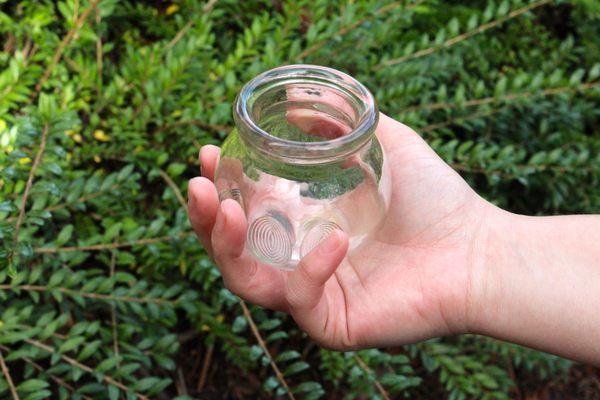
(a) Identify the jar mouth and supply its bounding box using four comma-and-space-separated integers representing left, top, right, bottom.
234, 64, 378, 164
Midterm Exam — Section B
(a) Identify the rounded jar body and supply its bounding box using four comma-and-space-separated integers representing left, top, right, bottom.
215, 65, 389, 269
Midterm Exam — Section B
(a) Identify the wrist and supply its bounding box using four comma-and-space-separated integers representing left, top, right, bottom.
466, 208, 600, 362
465, 201, 522, 336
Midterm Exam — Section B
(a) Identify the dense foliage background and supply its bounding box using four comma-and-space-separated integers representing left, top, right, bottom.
1, 0, 599, 399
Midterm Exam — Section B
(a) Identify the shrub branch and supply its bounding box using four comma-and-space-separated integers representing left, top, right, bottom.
0, 345, 93, 400
152, 119, 230, 135
0, 284, 177, 305
158, 169, 188, 212
297, 1, 421, 60
0, 350, 19, 400
402, 81, 600, 113
32, 0, 102, 99
34, 232, 192, 253
355, 354, 390, 400
240, 301, 295, 400
10, 123, 50, 267
6, 183, 122, 223
166, 0, 218, 50
24, 339, 149, 400
375, 0, 551, 69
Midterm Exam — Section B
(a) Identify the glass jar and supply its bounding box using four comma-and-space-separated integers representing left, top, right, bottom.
215, 65, 389, 269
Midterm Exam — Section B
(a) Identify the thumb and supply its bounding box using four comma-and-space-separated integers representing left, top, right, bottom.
284, 230, 348, 328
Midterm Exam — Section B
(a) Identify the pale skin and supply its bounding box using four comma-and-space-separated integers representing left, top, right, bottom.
187, 113, 600, 365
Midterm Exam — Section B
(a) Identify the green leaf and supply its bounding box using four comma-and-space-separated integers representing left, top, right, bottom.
117, 164, 135, 181
249, 345, 263, 361
263, 376, 280, 391
283, 361, 309, 376
58, 336, 85, 354
276, 350, 300, 363
56, 224, 74, 245
167, 162, 186, 177
24, 390, 53, 400
232, 315, 247, 333
474, 373, 499, 389
17, 379, 49, 393
108, 385, 120, 400
133, 377, 160, 392
96, 357, 120, 373
293, 381, 322, 394
259, 319, 281, 330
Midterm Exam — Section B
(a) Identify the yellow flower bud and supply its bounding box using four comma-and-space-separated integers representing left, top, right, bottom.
93, 129, 110, 142
166, 4, 179, 15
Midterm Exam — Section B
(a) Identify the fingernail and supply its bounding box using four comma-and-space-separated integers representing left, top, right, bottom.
199, 147, 205, 176
320, 230, 341, 254
187, 182, 197, 203
219, 200, 232, 228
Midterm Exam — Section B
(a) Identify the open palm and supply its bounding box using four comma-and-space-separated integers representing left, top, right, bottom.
188, 113, 489, 349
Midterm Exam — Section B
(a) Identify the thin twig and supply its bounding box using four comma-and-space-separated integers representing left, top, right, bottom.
297, 1, 420, 60
73, 0, 79, 20
0, 284, 177, 305
203, 0, 218, 12
354, 354, 391, 400
33, 0, 102, 98
152, 119, 230, 135
167, 20, 195, 51
10, 124, 49, 266
158, 169, 188, 212
401, 81, 600, 113
196, 345, 214, 391
6, 183, 121, 223
95, 7, 103, 98
375, 0, 551, 69
0, 345, 93, 400
176, 367, 188, 396
3, 33, 15, 54
24, 339, 149, 400
34, 232, 192, 253
0, 351, 19, 400
240, 301, 295, 400
422, 107, 504, 133
166, 0, 218, 50
1, 41, 36, 99
48, 184, 121, 212
450, 161, 594, 179
109, 237, 121, 375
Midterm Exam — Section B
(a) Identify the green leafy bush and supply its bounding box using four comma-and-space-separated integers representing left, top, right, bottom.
0, 0, 598, 398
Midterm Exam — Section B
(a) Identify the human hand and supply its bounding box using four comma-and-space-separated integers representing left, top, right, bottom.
188, 113, 492, 350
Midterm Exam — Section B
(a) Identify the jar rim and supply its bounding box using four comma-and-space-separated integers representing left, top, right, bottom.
234, 64, 378, 164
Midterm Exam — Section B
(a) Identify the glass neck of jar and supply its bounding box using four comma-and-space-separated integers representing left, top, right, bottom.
233, 65, 378, 166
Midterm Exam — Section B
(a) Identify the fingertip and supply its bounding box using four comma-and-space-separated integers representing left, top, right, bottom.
188, 177, 217, 207
212, 198, 247, 260
187, 177, 220, 254
316, 229, 348, 257
292, 229, 348, 292
307, 229, 348, 280
200, 145, 220, 181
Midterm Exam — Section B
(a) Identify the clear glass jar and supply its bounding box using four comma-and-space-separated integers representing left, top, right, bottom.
215, 65, 389, 269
